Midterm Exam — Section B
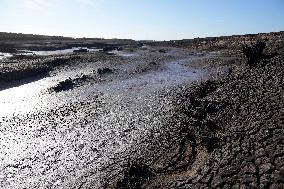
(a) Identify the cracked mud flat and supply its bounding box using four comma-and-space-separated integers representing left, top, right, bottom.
109, 36, 284, 189
0, 32, 283, 189
0, 47, 214, 188
138, 56, 284, 189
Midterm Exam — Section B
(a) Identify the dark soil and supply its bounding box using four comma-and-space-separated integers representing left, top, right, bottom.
109, 38, 284, 189
0, 32, 283, 189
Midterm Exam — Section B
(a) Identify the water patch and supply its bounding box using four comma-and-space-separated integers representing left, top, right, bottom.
109, 50, 137, 57
0, 52, 12, 60
93, 59, 202, 94
16, 47, 101, 56
0, 63, 99, 117
32, 47, 101, 56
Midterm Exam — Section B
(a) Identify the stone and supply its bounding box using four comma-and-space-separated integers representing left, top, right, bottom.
259, 163, 275, 175
240, 174, 257, 184
260, 174, 272, 188
255, 148, 266, 158
242, 162, 256, 174
211, 176, 223, 188
255, 156, 271, 166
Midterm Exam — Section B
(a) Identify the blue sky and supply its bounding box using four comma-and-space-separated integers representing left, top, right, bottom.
0, 0, 283, 40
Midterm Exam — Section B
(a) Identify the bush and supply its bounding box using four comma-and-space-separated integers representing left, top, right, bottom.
202, 136, 220, 152
159, 49, 167, 53
97, 67, 113, 75
242, 40, 266, 67
116, 162, 153, 189
52, 78, 74, 92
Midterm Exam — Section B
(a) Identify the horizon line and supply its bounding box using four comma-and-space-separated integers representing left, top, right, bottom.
1, 30, 283, 41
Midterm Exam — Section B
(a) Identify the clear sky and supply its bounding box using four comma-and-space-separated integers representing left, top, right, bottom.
0, 0, 283, 40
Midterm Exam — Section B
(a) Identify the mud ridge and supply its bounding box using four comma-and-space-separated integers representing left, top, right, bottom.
109, 43, 283, 189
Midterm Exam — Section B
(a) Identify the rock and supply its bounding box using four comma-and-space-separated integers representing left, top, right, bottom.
269, 183, 284, 189
73, 48, 88, 53
211, 176, 223, 188
231, 183, 240, 189
103, 46, 117, 52
158, 49, 167, 53
255, 156, 271, 166
117, 47, 123, 51
240, 174, 257, 184
274, 156, 284, 167
259, 163, 275, 175
255, 148, 266, 158
219, 166, 239, 178
242, 162, 256, 174
260, 174, 272, 188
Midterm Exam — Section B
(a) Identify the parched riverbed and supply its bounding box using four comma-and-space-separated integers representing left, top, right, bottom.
0, 47, 213, 188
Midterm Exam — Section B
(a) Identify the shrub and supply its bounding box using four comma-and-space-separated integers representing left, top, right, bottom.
202, 136, 220, 152
116, 162, 153, 189
242, 40, 266, 67
97, 67, 113, 75
158, 49, 167, 53
52, 78, 74, 92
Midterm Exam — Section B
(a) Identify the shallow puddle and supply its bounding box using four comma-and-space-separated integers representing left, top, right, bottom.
30, 47, 101, 56
0, 53, 12, 60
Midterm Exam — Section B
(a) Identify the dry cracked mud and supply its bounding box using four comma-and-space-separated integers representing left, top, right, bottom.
0, 32, 283, 189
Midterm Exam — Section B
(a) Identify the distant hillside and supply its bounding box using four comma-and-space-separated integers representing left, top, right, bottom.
0, 32, 135, 42
148, 31, 284, 52
0, 32, 137, 52
0, 32, 75, 41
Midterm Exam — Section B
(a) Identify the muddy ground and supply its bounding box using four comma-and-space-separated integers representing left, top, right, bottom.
114, 46, 283, 189
0, 32, 283, 189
